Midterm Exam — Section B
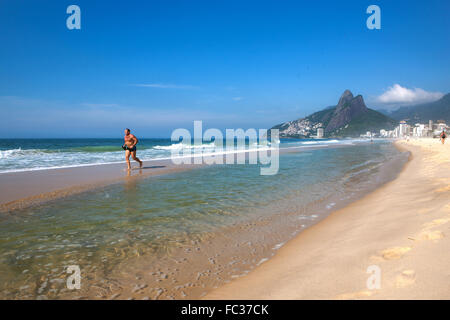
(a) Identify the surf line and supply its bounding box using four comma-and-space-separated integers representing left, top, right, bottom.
170, 120, 280, 175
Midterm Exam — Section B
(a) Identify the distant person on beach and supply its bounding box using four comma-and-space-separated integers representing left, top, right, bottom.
122, 128, 143, 170
440, 130, 447, 144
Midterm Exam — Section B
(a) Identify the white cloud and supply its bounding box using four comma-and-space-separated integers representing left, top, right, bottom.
377, 84, 443, 106
132, 83, 199, 89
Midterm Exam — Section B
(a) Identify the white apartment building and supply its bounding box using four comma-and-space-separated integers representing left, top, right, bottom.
399, 121, 410, 137
413, 124, 426, 137
317, 128, 324, 138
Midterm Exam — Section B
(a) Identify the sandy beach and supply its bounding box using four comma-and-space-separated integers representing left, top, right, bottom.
1, 139, 448, 300
204, 138, 450, 299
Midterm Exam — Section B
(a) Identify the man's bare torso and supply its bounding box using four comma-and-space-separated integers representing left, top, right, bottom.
124, 134, 137, 147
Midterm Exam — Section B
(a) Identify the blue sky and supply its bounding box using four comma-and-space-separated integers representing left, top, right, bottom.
0, 0, 449, 138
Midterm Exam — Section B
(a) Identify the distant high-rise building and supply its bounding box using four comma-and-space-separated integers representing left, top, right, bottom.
317, 128, 324, 138
429, 120, 433, 130
399, 121, 410, 137
413, 124, 426, 137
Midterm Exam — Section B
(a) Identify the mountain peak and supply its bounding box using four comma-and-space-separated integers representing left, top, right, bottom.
271, 89, 396, 138
327, 92, 367, 133
338, 90, 354, 107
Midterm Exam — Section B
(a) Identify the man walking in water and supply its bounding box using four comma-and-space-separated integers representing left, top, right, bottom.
440, 130, 447, 144
123, 128, 143, 170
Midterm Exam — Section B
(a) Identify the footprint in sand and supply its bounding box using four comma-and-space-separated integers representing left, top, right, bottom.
417, 230, 444, 241
380, 247, 412, 260
423, 217, 450, 229
395, 270, 416, 288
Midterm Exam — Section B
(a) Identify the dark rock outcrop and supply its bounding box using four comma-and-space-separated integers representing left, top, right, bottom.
326, 91, 368, 134
337, 89, 354, 107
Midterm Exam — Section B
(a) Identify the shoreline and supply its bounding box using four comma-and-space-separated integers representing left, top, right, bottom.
204, 138, 450, 299
0, 143, 359, 213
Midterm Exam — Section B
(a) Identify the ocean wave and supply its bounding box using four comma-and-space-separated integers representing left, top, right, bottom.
0, 148, 22, 159
0, 144, 276, 174
153, 142, 216, 150
0, 148, 55, 159
301, 139, 340, 145
154, 141, 274, 151
67, 146, 125, 153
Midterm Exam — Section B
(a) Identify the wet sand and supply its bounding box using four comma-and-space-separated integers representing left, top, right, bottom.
0, 159, 202, 213
0, 144, 340, 213
204, 138, 450, 299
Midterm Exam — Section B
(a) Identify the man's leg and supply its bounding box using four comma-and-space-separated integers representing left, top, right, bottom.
131, 151, 143, 168
125, 150, 131, 170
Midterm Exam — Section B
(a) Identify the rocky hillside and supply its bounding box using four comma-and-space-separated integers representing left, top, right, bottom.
272, 90, 397, 138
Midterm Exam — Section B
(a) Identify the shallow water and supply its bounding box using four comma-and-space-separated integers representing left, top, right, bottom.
0, 140, 407, 299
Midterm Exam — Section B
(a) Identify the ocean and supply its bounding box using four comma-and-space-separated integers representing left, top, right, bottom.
0, 138, 408, 299
1, 138, 345, 173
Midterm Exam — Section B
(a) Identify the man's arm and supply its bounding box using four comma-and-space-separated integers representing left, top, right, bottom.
131, 134, 139, 147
